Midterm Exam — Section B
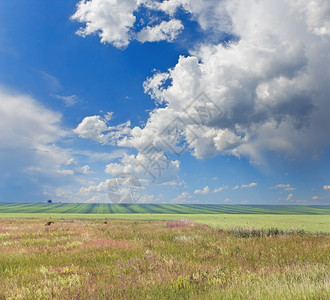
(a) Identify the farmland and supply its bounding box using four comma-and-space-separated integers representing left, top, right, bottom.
1, 203, 329, 215
1, 203, 329, 232
0, 204, 329, 299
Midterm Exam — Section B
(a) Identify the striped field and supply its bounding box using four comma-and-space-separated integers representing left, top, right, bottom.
0, 203, 329, 214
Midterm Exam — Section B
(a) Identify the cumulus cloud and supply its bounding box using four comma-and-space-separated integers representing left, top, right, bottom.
74, 112, 182, 185
74, 0, 330, 187
105, 152, 180, 185
74, 114, 131, 145
80, 179, 110, 194
144, 0, 232, 36
72, 0, 233, 48
194, 186, 210, 195
80, 174, 144, 203
72, 0, 185, 48
72, 0, 138, 48
137, 19, 184, 43
324, 185, 330, 190
139, 0, 330, 162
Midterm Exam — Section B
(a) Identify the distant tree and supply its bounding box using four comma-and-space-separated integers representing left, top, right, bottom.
47, 199, 52, 203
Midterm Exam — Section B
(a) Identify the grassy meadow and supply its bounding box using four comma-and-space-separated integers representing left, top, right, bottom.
0, 218, 329, 299
0, 213, 329, 233
0, 204, 329, 299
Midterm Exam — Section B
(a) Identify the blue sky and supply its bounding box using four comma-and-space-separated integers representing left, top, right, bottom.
0, 0, 330, 205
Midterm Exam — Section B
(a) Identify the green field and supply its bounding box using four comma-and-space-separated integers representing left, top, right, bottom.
1, 203, 330, 214
1, 203, 329, 232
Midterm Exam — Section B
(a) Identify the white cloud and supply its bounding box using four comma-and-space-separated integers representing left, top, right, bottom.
71, 0, 185, 48
74, 115, 109, 144
139, 193, 164, 204
137, 19, 184, 43
73, 0, 330, 189
271, 184, 291, 189
54, 94, 78, 107
78, 165, 92, 175
0, 87, 79, 201
233, 182, 258, 190
171, 191, 192, 203
56, 169, 75, 176
213, 185, 228, 193
80, 179, 110, 194
64, 158, 77, 167
324, 185, 330, 190
75, 149, 126, 162
80, 174, 145, 203
71, 0, 232, 48
0, 88, 66, 147
144, 0, 231, 35
194, 186, 210, 195
294, 0, 330, 36
312, 196, 319, 200
286, 193, 294, 201
74, 114, 131, 145
241, 182, 258, 189
271, 184, 296, 191
284, 187, 296, 191
72, 0, 138, 48
139, 0, 330, 162
142, 0, 188, 15
223, 198, 231, 203
104, 152, 180, 185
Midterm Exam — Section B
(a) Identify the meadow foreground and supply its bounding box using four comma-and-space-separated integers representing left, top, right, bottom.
0, 218, 329, 299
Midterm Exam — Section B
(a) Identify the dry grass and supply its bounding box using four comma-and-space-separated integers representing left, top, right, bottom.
0, 218, 329, 299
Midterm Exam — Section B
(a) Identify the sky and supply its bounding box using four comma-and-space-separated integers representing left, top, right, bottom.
0, 0, 330, 205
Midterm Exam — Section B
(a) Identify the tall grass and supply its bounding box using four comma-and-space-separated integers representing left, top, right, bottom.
1, 213, 329, 232
0, 218, 329, 299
